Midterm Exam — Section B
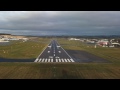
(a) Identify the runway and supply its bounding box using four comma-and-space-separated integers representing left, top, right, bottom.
34, 40, 74, 63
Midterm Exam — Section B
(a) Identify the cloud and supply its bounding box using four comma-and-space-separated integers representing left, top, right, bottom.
0, 11, 120, 35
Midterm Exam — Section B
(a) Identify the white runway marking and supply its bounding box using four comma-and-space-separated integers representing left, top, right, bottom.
48, 46, 51, 48
42, 59, 45, 62
39, 59, 42, 62
67, 59, 71, 62
34, 41, 52, 62
56, 59, 58, 62
51, 59, 53, 62
34, 58, 39, 62
55, 41, 74, 60
70, 59, 75, 62
45, 59, 47, 62
35, 40, 75, 63
61, 59, 64, 62
58, 51, 61, 53
64, 59, 67, 62
48, 59, 50, 62
59, 59, 61, 62
36, 58, 74, 63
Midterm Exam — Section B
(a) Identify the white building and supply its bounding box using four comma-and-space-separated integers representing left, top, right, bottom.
69, 38, 80, 41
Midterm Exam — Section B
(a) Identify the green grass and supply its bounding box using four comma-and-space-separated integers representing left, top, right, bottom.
57, 38, 120, 63
0, 38, 120, 79
0, 63, 120, 79
0, 38, 51, 59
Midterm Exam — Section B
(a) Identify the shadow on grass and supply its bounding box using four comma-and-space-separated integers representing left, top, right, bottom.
0, 57, 35, 62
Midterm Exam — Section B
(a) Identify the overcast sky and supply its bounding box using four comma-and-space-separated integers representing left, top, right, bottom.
0, 11, 120, 36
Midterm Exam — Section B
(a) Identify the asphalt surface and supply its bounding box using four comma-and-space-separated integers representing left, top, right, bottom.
0, 58, 35, 62
0, 40, 109, 63
34, 40, 75, 63
66, 50, 109, 63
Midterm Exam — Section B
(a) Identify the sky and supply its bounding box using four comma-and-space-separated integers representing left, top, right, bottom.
0, 11, 120, 36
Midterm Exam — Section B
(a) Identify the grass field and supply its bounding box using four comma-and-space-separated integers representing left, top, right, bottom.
57, 38, 120, 63
0, 38, 50, 59
0, 63, 120, 79
0, 37, 120, 79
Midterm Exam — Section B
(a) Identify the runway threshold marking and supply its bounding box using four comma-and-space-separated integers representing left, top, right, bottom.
56, 59, 58, 62
67, 59, 71, 62
34, 58, 39, 62
64, 59, 67, 62
51, 59, 53, 62
35, 40, 75, 63
61, 59, 64, 62
48, 59, 50, 62
39, 59, 42, 62
34, 41, 52, 62
55, 40, 75, 62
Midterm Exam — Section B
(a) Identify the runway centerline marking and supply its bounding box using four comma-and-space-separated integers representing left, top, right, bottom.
35, 40, 75, 63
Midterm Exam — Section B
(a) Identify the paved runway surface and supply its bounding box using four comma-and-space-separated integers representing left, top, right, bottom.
66, 50, 109, 63
0, 40, 109, 63
34, 40, 74, 63
0, 58, 35, 62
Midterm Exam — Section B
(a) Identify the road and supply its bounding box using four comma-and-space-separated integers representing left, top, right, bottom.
34, 40, 75, 63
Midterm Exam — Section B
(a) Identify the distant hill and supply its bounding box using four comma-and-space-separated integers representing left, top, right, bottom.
0, 33, 11, 35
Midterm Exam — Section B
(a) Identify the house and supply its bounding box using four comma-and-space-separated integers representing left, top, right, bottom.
111, 43, 120, 47
97, 40, 109, 47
